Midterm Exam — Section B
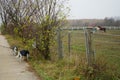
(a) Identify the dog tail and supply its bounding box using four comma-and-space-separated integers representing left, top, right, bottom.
16, 51, 20, 58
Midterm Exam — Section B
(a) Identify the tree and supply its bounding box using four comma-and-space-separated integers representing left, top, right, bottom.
0, 0, 9, 32
32, 0, 69, 60
104, 17, 115, 26
0, 0, 69, 60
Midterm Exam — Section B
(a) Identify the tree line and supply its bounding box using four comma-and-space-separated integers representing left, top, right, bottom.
68, 17, 120, 27
0, 0, 69, 60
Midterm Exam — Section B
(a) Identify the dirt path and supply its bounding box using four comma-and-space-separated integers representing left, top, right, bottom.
0, 35, 40, 80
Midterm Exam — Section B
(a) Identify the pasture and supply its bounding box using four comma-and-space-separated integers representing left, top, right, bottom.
36, 29, 120, 80
6, 29, 120, 80
60, 29, 120, 63
50, 29, 120, 80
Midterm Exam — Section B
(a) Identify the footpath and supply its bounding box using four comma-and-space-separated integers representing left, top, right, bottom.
0, 35, 40, 80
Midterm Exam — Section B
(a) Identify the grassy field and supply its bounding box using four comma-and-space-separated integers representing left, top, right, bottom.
5, 29, 120, 80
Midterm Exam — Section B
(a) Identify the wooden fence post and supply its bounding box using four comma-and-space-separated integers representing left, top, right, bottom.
68, 31, 71, 54
84, 28, 95, 66
57, 27, 63, 59
68, 31, 71, 69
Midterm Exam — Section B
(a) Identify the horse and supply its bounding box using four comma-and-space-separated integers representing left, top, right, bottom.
95, 26, 106, 32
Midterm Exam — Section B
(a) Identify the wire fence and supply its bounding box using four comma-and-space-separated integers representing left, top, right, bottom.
62, 26, 120, 30
56, 28, 120, 65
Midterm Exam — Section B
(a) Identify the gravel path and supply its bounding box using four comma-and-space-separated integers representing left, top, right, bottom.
0, 35, 40, 80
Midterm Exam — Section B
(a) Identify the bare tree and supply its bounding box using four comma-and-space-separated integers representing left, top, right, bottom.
31, 0, 69, 60
0, 0, 69, 60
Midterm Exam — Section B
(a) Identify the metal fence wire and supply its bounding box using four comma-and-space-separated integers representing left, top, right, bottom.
56, 27, 120, 66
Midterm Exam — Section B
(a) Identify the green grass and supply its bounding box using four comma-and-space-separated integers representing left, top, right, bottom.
5, 29, 120, 80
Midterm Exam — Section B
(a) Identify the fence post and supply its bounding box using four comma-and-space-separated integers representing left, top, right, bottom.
57, 27, 63, 59
68, 31, 71, 53
84, 28, 95, 66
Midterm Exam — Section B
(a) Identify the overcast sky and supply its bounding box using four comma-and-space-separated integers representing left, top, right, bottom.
0, 0, 120, 24
67, 0, 120, 19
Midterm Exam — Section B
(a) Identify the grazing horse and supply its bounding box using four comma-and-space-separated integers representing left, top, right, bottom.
95, 26, 106, 32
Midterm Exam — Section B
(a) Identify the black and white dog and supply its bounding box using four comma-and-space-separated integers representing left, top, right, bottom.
11, 46, 18, 56
16, 50, 29, 62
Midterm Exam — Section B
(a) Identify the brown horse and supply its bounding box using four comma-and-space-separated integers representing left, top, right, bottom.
96, 26, 106, 32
